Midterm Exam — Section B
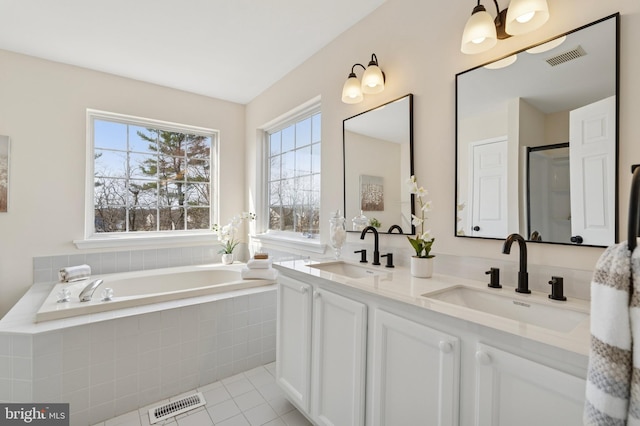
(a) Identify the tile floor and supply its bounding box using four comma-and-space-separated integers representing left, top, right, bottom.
92, 362, 312, 426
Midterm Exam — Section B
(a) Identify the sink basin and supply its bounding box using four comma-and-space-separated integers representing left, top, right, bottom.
308, 261, 387, 279
422, 286, 588, 332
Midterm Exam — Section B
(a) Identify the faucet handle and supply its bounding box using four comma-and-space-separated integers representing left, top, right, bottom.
381, 253, 394, 268
548, 276, 567, 301
485, 267, 501, 288
354, 249, 368, 263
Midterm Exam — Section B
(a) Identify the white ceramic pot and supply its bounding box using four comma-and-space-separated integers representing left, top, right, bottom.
411, 256, 434, 278
221, 253, 234, 265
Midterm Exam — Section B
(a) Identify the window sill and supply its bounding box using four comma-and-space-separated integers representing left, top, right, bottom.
74, 231, 216, 250
251, 232, 327, 254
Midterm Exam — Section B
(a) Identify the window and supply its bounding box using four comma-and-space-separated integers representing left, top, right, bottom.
88, 110, 217, 236
266, 110, 321, 235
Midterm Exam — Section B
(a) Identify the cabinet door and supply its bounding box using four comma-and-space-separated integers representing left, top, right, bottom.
276, 276, 313, 411
311, 288, 367, 426
370, 309, 460, 426
474, 343, 586, 426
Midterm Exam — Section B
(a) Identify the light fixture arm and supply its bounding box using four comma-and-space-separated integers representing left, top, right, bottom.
349, 63, 366, 77
491, 0, 511, 39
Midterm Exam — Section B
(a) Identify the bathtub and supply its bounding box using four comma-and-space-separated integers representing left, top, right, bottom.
35, 263, 275, 322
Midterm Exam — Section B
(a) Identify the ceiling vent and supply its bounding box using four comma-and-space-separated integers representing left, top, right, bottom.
545, 46, 587, 67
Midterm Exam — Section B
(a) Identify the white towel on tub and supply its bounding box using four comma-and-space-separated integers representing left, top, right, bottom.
247, 258, 273, 269
241, 267, 278, 280
58, 264, 91, 282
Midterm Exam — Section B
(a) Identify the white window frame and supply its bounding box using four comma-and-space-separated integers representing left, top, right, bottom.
254, 96, 325, 252
75, 109, 220, 249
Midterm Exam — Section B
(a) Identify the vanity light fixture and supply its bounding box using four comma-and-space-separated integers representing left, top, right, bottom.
341, 53, 385, 104
461, 0, 550, 55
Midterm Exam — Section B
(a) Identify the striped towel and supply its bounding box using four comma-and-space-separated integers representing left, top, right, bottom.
584, 243, 640, 424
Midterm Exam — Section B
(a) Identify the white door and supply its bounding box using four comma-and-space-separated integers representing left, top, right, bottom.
369, 309, 460, 426
470, 138, 508, 238
276, 276, 313, 411
474, 343, 586, 426
569, 95, 616, 246
311, 288, 367, 426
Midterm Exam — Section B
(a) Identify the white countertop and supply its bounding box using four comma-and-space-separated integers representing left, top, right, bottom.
274, 259, 591, 356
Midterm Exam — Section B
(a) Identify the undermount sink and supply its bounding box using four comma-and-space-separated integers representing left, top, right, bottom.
422, 286, 588, 332
308, 261, 387, 279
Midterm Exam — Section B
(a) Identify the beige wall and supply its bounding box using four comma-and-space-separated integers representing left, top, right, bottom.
245, 0, 640, 273
0, 50, 246, 316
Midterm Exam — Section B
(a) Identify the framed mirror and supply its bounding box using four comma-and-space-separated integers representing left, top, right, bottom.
455, 14, 619, 247
343, 94, 414, 235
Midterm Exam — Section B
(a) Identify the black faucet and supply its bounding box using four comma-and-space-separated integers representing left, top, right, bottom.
502, 233, 530, 294
360, 226, 380, 265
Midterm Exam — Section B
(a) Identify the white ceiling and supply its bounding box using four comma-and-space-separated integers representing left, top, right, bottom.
0, 0, 386, 104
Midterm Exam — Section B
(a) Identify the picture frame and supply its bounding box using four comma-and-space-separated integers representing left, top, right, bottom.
360, 174, 384, 212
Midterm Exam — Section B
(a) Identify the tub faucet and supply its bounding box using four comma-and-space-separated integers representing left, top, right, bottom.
79, 279, 104, 302
502, 233, 530, 294
360, 226, 380, 265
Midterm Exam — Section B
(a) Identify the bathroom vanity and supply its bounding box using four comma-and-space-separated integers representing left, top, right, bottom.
274, 260, 589, 426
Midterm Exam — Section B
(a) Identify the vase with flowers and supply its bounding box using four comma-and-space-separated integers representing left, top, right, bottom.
406, 175, 435, 278
213, 212, 256, 264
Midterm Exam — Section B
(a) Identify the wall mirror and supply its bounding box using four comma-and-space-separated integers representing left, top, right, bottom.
455, 14, 618, 247
343, 94, 414, 235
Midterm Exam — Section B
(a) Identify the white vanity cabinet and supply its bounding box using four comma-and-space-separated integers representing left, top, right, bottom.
369, 309, 460, 426
473, 343, 586, 426
276, 276, 367, 426
276, 271, 587, 426
276, 276, 313, 411
311, 287, 367, 426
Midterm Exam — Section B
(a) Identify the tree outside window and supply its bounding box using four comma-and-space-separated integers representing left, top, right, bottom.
92, 115, 215, 233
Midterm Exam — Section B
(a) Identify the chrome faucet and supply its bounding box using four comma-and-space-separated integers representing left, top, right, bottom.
79, 279, 104, 302
502, 233, 530, 294
360, 226, 380, 265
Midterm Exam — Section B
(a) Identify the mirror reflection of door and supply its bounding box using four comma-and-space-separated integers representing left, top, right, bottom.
527, 143, 570, 244
470, 138, 508, 238
569, 95, 616, 246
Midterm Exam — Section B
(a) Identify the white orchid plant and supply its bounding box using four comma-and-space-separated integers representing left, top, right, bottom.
407, 175, 435, 258
212, 212, 256, 254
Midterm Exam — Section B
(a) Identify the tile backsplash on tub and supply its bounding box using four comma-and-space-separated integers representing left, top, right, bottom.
32, 245, 236, 283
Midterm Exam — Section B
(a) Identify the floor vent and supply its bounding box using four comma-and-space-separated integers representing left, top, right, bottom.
148, 392, 206, 424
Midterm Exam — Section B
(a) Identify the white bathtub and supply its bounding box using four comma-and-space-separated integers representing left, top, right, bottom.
35, 263, 275, 322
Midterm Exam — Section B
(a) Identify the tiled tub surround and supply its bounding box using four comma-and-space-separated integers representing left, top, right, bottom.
0, 283, 277, 426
